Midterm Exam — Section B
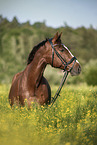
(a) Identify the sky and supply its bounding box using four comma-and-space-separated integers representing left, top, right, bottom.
0, 0, 97, 29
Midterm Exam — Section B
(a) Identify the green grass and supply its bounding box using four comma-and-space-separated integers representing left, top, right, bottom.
0, 84, 97, 145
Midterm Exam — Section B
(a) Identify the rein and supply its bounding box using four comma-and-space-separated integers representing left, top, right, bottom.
48, 39, 77, 107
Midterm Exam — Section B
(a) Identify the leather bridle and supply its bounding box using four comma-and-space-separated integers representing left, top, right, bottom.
43, 39, 78, 108
49, 39, 77, 72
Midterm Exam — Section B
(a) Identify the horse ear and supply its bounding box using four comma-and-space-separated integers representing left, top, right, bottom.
58, 32, 62, 39
52, 32, 59, 43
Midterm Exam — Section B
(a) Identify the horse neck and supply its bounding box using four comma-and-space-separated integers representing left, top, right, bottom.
27, 52, 47, 88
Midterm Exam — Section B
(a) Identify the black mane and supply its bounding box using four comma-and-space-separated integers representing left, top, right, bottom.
27, 39, 48, 65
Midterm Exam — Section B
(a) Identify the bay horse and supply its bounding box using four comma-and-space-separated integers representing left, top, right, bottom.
8, 32, 81, 108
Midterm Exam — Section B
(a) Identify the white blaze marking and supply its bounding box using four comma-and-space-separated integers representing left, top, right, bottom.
62, 44, 74, 57
53, 43, 80, 64
62, 44, 79, 64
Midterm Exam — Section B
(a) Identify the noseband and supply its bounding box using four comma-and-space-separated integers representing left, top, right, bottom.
49, 39, 76, 72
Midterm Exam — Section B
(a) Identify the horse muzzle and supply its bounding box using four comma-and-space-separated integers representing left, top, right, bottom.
70, 61, 81, 76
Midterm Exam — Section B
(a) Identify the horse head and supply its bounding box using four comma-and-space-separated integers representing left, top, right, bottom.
45, 32, 81, 76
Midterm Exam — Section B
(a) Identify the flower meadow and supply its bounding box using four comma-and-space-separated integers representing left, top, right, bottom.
0, 84, 97, 145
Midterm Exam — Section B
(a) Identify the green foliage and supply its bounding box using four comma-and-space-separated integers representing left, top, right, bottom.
84, 60, 97, 86
0, 84, 97, 145
0, 16, 97, 84
44, 66, 63, 85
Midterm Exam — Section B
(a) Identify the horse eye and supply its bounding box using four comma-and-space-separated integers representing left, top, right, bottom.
60, 49, 64, 52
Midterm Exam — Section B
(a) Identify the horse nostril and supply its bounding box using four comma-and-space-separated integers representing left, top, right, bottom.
78, 65, 81, 74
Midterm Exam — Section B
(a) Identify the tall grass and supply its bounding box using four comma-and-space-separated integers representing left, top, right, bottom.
0, 84, 97, 145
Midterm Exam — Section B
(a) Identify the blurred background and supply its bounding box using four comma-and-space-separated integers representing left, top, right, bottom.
0, 0, 97, 86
